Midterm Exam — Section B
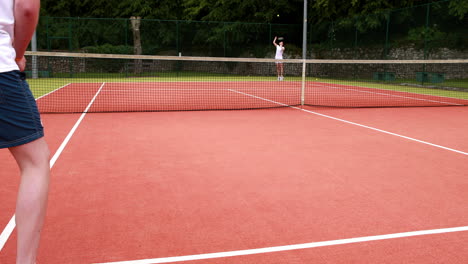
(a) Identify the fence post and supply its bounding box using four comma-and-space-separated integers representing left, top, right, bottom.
46, 16, 50, 51
125, 19, 129, 47
269, 23, 272, 46
223, 22, 226, 57
424, 3, 430, 60
176, 20, 179, 55
68, 17, 73, 51
354, 17, 358, 59
384, 11, 391, 59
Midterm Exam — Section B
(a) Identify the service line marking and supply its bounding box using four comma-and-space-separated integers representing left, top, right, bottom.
229, 89, 468, 156
95, 226, 468, 264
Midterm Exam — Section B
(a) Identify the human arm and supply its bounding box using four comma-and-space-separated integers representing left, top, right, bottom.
14, 0, 41, 71
273, 36, 278, 47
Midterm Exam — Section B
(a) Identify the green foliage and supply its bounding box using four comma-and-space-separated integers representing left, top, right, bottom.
182, 0, 301, 23
40, 0, 465, 25
448, 0, 468, 19
38, 0, 467, 57
41, 0, 184, 19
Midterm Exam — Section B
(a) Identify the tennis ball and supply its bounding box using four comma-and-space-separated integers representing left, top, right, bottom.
277, 14, 280, 17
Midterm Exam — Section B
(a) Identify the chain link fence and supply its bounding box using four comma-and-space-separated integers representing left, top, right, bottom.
310, 0, 467, 59
36, 0, 466, 59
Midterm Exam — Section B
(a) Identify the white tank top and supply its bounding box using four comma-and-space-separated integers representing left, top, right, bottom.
275, 45, 284, 59
0, 0, 19, 72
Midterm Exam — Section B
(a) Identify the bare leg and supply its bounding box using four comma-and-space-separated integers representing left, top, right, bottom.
9, 138, 50, 264
276, 64, 281, 79
279, 63, 284, 79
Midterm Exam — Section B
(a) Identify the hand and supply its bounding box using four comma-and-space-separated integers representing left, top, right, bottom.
15, 57, 26, 72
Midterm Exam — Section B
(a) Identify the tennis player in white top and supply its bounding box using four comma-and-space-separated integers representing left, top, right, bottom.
273, 36, 285, 81
0, 0, 50, 264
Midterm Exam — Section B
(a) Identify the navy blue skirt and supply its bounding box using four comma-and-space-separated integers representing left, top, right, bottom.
0, 71, 44, 148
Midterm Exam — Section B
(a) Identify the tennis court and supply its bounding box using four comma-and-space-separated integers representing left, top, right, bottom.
1, 53, 467, 263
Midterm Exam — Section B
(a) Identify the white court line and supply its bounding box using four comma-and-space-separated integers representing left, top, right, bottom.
100, 88, 232, 92
0, 83, 106, 252
313, 83, 465, 106
95, 226, 468, 264
229, 89, 468, 156
0, 216, 16, 250
36, 83, 72, 100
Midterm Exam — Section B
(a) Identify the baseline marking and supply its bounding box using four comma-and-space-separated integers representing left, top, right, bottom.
0, 83, 106, 252
94, 226, 468, 264
229, 89, 468, 156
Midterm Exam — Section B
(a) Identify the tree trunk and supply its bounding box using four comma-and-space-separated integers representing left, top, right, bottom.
130, 16, 142, 74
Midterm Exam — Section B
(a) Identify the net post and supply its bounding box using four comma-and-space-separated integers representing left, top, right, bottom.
301, 0, 307, 106
301, 60, 306, 106
31, 31, 38, 79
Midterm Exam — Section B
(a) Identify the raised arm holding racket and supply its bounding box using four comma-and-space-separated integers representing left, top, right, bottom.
273, 36, 285, 81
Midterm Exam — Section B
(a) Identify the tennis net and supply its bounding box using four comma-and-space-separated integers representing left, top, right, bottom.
24, 52, 468, 113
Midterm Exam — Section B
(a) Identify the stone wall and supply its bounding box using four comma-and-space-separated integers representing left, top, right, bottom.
308, 46, 467, 60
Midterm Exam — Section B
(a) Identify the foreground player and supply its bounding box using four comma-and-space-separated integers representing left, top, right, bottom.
273, 36, 285, 80
0, 0, 50, 263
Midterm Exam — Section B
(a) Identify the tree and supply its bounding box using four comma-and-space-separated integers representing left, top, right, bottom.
448, 0, 468, 19
130, 16, 142, 73
38, 0, 466, 55
182, 0, 303, 23
40, 0, 185, 19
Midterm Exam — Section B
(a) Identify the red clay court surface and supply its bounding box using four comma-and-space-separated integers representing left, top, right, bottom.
1, 84, 468, 263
